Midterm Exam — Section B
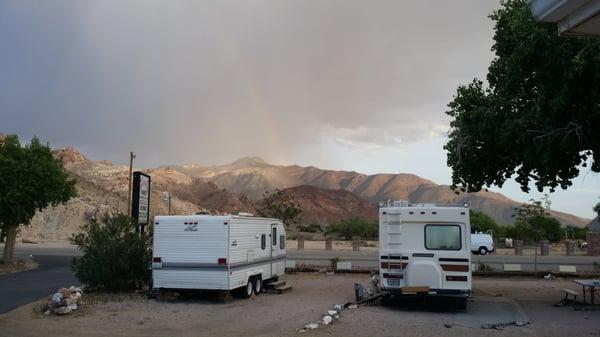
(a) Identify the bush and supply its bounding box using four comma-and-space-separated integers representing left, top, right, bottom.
71, 214, 151, 292
470, 210, 499, 234
325, 218, 378, 240
297, 224, 323, 233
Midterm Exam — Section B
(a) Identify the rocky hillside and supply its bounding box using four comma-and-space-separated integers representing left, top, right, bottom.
277, 185, 378, 225
177, 157, 589, 226
17, 149, 590, 242
19, 149, 251, 241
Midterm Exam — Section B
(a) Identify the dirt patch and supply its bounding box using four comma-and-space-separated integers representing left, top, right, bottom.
1, 274, 599, 337
0, 258, 38, 275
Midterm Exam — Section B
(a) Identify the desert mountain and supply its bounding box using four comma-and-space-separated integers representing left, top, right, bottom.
276, 185, 378, 225
18, 150, 589, 242
177, 157, 589, 226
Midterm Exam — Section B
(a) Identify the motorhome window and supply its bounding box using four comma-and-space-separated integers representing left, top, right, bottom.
424, 225, 461, 250
280, 235, 285, 249
272, 227, 277, 246
261, 234, 266, 250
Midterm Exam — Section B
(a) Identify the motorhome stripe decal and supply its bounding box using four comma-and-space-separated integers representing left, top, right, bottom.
439, 258, 469, 262
440, 264, 469, 272
412, 253, 434, 257
380, 255, 409, 260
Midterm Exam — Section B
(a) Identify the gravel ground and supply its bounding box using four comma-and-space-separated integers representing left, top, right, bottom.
0, 274, 599, 337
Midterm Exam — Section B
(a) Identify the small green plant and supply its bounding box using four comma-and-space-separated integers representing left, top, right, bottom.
329, 257, 340, 270
297, 224, 323, 233
71, 214, 151, 292
477, 262, 495, 272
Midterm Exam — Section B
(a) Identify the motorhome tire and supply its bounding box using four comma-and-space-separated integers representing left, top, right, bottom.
478, 247, 488, 255
254, 276, 262, 294
241, 279, 254, 298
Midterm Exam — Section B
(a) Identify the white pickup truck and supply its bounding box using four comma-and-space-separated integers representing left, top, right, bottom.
470, 233, 494, 255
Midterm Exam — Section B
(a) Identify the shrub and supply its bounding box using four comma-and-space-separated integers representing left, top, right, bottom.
297, 224, 323, 233
470, 210, 499, 234
325, 218, 378, 240
71, 214, 151, 292
477, 262, 495, 272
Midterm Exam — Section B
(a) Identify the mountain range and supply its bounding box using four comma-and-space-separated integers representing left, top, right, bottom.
18, 149, 589, 242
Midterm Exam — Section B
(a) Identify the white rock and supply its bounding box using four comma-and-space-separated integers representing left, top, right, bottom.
68, 303, 78, 311
348, 304, 358, 310
54, 306, 72, 315
304, 323, 319, 330
322, 315, 333, 325
334, 315, 339, 319
327, 310, 337, 316
51, 293, 63, 304
334, 304, 342, 312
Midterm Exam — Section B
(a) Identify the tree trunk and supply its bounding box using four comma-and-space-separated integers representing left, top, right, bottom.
2, 225, 17, 264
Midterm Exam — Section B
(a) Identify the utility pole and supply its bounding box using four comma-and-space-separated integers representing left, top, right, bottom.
127, 151, 136, 215
163, 192, 171, 216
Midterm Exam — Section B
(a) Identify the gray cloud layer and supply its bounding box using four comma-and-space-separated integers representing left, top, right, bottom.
0, 0, 500, 167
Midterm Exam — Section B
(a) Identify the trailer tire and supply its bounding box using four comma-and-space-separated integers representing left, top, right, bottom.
241, 278, 254, 298
254, 276, 262, 294
478, 247, 488, 255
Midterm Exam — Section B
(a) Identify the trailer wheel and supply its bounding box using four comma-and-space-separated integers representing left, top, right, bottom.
478, 247, 488, 255
254, 276, 262, 294
241, 278, 254, 298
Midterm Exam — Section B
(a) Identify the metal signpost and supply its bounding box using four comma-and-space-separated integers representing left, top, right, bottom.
131, 171, 151, 233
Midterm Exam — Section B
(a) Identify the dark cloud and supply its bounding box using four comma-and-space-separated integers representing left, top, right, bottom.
0, 0, 500, 167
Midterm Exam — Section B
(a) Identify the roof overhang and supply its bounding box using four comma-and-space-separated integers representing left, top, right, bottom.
528, 0, 600, 35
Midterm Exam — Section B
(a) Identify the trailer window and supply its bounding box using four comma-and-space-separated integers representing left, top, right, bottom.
261, 234, 266, 250
425, 225, 461, 250
280, 235, 285, 249
272, 227, 277, 246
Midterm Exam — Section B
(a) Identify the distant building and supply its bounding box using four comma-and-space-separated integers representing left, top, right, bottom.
588, 216, 600, 232
528, 0, 600, 35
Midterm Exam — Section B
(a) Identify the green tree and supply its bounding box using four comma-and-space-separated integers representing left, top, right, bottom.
594, 197, 600, 217
0, 135, 76, 264
513, 199, 564, 242
255, 189, 303, 226
71, 214, 151, 292
325, 217, 378, 240
470, 210, 499, 234
445, 0, 600, 194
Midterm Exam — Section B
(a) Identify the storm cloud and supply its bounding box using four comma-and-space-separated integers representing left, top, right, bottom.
0, 0, 500, 167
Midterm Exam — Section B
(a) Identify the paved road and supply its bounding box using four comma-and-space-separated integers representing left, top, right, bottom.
0, 255, 78, 314
287, 250, 600, 271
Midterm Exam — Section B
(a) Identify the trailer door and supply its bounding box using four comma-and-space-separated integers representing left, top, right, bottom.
270, 224, 277, 277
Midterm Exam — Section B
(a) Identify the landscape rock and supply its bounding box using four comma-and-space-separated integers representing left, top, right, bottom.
304, 323, 319, 330
51, 292, 63, 304
322, 315, 333, 325
327, 310, 337, 316
45, 285, 84, 316
53, 306, 72, 315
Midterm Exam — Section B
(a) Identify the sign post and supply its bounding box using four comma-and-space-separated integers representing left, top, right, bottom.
131, 171, 151, 233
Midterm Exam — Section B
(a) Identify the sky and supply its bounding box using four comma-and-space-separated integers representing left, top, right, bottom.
0, 0, 598, 219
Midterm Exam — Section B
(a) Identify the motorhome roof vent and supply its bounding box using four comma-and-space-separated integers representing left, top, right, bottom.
237, 212, 254, 217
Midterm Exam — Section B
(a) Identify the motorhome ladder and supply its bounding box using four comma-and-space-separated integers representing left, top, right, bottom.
386, 212, 402, 247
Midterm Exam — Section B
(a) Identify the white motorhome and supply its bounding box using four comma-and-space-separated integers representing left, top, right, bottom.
152, 214, 286, 298
379, 201, 471, 305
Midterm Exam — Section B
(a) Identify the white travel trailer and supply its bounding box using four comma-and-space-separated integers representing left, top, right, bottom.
379, 201, 471, 306
152, 214, 287, 298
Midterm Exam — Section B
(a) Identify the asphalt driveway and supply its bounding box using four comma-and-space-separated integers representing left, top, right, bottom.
0, 255, 78, 314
